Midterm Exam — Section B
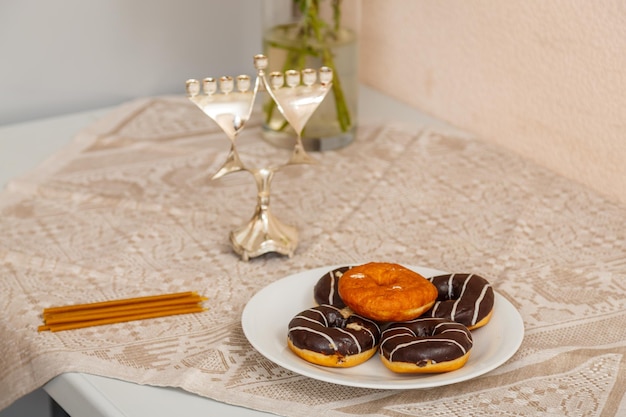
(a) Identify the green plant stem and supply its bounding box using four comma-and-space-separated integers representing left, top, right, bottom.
263, 0, 352, 134
320, 45, 351, 132
263, 35, 311, 127
305, 0, 351, 132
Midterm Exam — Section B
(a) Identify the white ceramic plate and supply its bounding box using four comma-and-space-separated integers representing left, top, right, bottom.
242, 265, 524, 389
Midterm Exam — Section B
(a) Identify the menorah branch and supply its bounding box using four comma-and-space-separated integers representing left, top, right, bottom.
185, 54, 332, 260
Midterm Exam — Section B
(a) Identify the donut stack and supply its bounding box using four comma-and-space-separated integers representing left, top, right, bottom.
287, 262, 494, 374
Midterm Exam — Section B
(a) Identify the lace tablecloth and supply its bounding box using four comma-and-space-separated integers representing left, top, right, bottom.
1, 96, 625, 416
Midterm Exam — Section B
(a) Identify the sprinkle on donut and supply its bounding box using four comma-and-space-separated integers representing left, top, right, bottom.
424, 273, 494, 330
287, 305, 381, 368
379, 318, 473, 373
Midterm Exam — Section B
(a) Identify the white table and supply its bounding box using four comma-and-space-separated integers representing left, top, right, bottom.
0, 86, 446, 417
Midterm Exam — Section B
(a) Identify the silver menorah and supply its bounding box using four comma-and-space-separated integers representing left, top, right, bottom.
186, 54, 333, 261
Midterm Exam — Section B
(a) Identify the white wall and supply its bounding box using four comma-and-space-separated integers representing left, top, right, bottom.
0, 1, 261, 414
359, 0, 626, 205
0, 0, 263, 126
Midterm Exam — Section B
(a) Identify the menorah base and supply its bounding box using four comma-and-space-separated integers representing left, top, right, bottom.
229, 207, 298, 261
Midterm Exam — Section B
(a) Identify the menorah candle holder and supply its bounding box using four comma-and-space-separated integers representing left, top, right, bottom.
186, 54, 332, 261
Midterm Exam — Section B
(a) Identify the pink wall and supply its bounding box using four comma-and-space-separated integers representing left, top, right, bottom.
359, 0, 626, 204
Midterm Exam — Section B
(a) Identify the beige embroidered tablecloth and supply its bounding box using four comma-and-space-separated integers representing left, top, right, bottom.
1, 96, 625, 416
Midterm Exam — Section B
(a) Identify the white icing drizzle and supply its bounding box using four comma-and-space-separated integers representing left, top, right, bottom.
433, 321, 449, 332
307, 308, 328, 327
289, 326, 337, 350
361, 316, 382, 337
290, 304, 380, 355
450, 274, 473, 321
471, 283, 492, 325
430, 301, 441, 315
351, 321, 380, 345
381, 320, 473, 362
363, 327, 377, 345
389, 338, 468, 361
293, 315, 323, 326
381, 328, 413, 338
440, 327, 473, 344
328, 270, 338, 305
381, 326, 413, 339
379, 332, 412, 351
326, 304, 343, 315
447, 274, 455, 299
336, 328, 362, 353
427, 273, 494, 327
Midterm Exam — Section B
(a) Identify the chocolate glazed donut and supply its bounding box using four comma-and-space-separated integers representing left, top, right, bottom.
287, 305, 381, 367
313, 266, 352, 308
379, 318, 473, 373
425, 273, 494, 330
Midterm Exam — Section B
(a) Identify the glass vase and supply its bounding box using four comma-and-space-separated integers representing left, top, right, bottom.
261, 0, 359, 151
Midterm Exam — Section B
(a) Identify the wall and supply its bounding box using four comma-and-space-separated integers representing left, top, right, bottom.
359, 0, 626, 205
0, 2, 261, 415
0, 0, 263, 125
3, 0, 624, 202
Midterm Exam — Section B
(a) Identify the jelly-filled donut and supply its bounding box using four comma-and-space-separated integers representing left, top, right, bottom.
425, 273, 494, 330
287, 305, 381, 368
338, 262, 438, 322
313, 266, 351, 308
379, 318, 473, 373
